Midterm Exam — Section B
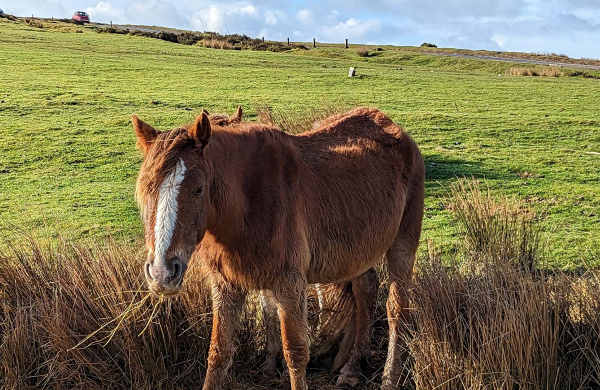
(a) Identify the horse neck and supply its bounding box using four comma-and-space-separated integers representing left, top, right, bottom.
203, 129, 254, 241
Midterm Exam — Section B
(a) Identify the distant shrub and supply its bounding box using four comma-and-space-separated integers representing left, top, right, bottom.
563, 69, 600, 79
96, 27, 127, 35
0, 13, 17, 21
420, 42, 437, 48
248, 39, 294, 52
96, 27, 304, 52
25, 18, 44, 28
177, 32, 200, 45
157, 31, 178, 43
357, 46, 369, 57
225, 33, 252, 46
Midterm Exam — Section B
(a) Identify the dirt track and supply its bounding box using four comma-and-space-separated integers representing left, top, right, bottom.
423, 51, 600, 70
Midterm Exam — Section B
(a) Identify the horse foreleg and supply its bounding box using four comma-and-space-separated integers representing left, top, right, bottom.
202, 278, 245, 390
336, 268, 378, 387
275, 274, 309, 390
260, 289, 286, 375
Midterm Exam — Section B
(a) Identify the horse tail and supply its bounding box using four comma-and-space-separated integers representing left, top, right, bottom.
313, 281, 356, 370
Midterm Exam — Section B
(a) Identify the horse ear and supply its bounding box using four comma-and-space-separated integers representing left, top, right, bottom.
202, 108, 210, 116
189, 111, 212, 149
231, 106, 243, 123
132, 115, 158, 155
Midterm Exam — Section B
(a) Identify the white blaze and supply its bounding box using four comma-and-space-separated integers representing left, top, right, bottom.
154, 158, 186, 264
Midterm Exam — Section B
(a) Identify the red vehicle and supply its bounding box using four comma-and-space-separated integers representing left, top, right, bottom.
72, 11, 90, 24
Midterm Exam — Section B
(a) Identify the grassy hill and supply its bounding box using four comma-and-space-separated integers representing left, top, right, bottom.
0, 17, 599, 266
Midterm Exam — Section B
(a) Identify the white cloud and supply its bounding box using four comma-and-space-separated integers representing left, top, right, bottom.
297, 9, 311, 23
492, 34, 509, 49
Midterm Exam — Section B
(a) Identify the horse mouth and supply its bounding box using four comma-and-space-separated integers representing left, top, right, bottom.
148, 275, 184, 296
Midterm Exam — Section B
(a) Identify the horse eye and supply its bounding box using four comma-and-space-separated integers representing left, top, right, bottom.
194, 187, 203, 196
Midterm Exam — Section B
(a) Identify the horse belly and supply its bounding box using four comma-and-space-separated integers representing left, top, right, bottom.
306, 204, 403, 284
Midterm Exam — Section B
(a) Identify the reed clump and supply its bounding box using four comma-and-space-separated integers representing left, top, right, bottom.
201, 38, 234, 50
401, 180, 600, 389
252, 101, 347, 134
506, 66, 561, 77
357, 46, 369, 57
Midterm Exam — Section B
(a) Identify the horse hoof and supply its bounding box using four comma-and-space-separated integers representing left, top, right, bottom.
336, 372, 360, 387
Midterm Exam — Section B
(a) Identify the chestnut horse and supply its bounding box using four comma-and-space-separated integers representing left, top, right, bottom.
133, 107, 424, 390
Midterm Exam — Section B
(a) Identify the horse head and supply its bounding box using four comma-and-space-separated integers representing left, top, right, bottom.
133, 112, 213, 295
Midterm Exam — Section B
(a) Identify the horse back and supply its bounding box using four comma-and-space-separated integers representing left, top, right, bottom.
293, 108, 424, 283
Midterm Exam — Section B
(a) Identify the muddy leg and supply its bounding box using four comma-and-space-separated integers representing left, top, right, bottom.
202, 277, 245, 390
336, 268, 379, 387
275, 274, 309, 390
260, 289, 286, 375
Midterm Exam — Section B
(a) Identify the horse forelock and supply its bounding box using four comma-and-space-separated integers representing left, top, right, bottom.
135, 128, 192, 213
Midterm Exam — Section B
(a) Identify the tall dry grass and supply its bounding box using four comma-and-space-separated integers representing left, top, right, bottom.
201, 38, 234, 50
252, 101, 348, 134
1, 182, 599, 389
450, 179, 542, 271
0, 232, 216, 389
357, 46, 370, 57
506, 66, 561, 77
403, 180, 600, 389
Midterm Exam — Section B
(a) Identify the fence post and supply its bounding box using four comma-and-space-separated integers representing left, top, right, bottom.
110, 21, 112, 28
262, 37, 265, 42
313, 38, 316, 48
345, 39, 348, 49
287, 37, 290, 46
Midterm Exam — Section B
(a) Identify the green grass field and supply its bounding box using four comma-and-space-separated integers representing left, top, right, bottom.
1, 17, 599, 267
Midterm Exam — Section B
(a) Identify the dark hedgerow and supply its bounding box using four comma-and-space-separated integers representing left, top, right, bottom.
95, 27, 307, 52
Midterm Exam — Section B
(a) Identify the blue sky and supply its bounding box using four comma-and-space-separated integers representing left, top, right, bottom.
4, 0, 600, 58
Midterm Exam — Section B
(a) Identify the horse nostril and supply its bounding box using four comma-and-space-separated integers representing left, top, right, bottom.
169, 257, 185, 284
145, 260, 153, 280
173, 262, 181, 280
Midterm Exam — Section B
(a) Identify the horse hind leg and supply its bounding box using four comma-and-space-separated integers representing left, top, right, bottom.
336, 268, 379, 387
260, 290, 287, 375
382, 197, 423, 389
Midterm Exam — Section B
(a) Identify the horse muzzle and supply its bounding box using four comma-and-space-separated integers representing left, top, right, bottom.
145, 256, 187, 296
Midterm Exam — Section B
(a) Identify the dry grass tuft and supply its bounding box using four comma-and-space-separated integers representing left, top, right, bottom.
0, 232, 217, 389
506, 66, 561, 77
401, 180, 600, 389
252, 101, 348, 134
450, 179, 542, 271
357, 46, 369, 57
201, 38, 234, 50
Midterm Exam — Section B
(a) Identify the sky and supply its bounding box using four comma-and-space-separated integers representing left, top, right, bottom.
3, 0, 600, 59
